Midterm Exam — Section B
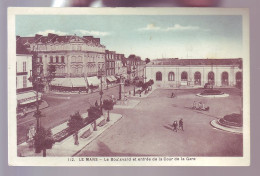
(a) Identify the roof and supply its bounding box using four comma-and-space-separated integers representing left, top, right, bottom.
148, 58, 242, 66
16, 33, 106, 48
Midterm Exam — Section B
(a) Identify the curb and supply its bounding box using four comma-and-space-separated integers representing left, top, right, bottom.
210, 120, 242, 134
72, 113, 123, 156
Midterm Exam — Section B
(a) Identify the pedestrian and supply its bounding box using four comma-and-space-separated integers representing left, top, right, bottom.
172, 121, 178, 132
179, 119, 184, 131
198, 101, 202, 110
95, 100, 98, 107
171, 92, 175, 98
192, 101, 196, 109
73, 131, 79, 145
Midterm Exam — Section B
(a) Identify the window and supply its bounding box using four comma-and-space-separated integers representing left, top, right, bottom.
23, 62, 26, 72
61, 56, 65, 63
40, 57, 42, 63
181, 71, 188, 81
168, 72, 175, 81
156, 72, 162, 81
194, 72, 201, 85
23, 76, 27, 88
50, 56, 53, 63
56, 56, 59, 63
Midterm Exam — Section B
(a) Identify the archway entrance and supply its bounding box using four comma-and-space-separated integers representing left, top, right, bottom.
221, 72, 229, 86
181, 71, 188, 85
208, 71, 215, 85
194, 72, 201, 85
236, 72, 242, 88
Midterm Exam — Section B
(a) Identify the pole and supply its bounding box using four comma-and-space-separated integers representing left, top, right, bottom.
119, 75, 122, 100
36, 80, 40, 131
100, 71, 103, 114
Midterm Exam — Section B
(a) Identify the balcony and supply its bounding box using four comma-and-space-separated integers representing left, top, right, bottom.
49, 62, 66, 65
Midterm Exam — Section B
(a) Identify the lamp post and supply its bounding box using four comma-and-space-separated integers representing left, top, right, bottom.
133, 67, 136, 96
98, 67, 103, 114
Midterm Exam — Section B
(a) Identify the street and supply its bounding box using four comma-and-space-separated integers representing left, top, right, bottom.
17, 84, 134, 144
76, 88, 243, 156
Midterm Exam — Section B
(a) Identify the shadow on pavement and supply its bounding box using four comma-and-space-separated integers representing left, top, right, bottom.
77, 141, 155, 156
163, 125, 173, 131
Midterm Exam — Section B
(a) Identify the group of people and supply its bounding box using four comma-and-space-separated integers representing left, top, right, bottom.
192, 101, 209, 111
172, 119, 184, 132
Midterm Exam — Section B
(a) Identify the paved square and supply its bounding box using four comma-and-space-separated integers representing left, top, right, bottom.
77, 88, 243, 157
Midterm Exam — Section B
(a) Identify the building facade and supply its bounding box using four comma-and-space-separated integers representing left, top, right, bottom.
17, 34, 106, 79
105, 50, 115, 76
146, 58, 242, 88
16, 54, 33, 93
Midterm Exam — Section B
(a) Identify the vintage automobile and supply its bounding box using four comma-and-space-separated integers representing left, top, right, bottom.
204, 82, 213, 89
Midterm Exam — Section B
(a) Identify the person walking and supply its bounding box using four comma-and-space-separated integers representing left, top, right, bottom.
173, 121, 178, 132
192, 101, 196, 109
179, 119, 184, 131
171, 92, 175, 98
73, 131, 79, 145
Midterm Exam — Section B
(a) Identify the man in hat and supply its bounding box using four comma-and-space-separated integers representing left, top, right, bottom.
179, 119, 184, 131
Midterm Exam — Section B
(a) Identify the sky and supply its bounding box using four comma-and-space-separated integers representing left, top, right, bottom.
16, 15, 243, 60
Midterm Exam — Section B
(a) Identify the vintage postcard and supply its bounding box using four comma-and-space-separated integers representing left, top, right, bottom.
8, 7, 250, 166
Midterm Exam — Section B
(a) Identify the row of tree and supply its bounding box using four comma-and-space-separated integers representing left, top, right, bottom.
33, 98, 115, 157
135, 79, 154, 92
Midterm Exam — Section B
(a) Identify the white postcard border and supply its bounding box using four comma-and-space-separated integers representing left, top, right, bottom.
8, 7, 250, 166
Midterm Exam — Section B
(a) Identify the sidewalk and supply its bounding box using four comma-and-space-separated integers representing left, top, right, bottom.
17, 113, 123, 157
48, 84, 119, 95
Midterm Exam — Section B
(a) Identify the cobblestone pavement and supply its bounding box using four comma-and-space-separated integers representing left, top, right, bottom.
77, 88, 243, 156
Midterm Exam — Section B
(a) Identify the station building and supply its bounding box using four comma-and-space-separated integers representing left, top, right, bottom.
145, 58, 242, 88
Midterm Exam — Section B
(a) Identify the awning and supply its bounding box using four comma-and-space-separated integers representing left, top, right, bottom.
17, 91, 42, 105
70, 78, 87, 88
110, 76, 117, 81
87, 76, 100, 87
50, 78, 66, 86
61, 78, 73, 87
106, 76, 114, 82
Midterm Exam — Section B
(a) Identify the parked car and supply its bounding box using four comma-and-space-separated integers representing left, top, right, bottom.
204, 83, 213, 89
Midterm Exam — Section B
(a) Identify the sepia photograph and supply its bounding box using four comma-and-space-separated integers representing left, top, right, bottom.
8, 7, 250, 166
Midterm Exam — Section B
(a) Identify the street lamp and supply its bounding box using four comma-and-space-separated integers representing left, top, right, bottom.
28, 71, 42, 133
98, 67, 103, 114
133, 67, 136, 96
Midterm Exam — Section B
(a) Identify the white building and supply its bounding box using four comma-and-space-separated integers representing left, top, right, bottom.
145, 58, 242, 88
16, 54, 33, 93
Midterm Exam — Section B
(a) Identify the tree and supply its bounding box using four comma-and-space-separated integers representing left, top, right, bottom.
34, 127, 54, 157
67, 112, 84, 145
145, 58, 150, 64
142, 82, 149, 91
102, 99, 114, 122
87, 106, 102, 131
136, 81, 144, 88
67, 112, 84, 132
45, 65, 56, 92
148, 79, 154, 90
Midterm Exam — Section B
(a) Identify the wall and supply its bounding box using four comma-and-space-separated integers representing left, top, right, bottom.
16, 54, 33, 90
146, 65, 242, 88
